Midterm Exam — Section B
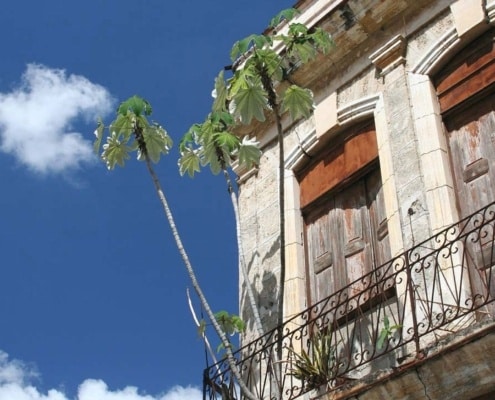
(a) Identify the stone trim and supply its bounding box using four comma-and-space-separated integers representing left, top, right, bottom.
284, 128, 317, 171
285, 94, 381, 172
369, 35, 407, 77
488, 1, 495, 23
337, 93, 381, 126
234, 161, 258, 185
411, 28, 460, 75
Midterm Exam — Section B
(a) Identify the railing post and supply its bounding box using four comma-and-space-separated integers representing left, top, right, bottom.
405, 253, 421, 357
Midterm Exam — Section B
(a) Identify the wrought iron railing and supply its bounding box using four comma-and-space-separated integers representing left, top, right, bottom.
204, 202, 495, 399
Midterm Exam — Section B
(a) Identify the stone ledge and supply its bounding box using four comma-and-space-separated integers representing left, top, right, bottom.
317, 319, 495, 400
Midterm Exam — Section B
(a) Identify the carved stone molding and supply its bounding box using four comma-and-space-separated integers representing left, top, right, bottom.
285, 129, 318, 171
487, 1, 495, 23
337, 94, 380, 126
411, 28, 460, 75
369, 35, 407, 77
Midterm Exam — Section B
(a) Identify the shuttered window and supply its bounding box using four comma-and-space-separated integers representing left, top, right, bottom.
299, 123, 391, 307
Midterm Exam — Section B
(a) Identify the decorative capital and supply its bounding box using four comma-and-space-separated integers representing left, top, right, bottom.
369, 35, 407, 77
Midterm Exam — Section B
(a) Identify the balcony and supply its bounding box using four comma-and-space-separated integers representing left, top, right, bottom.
203, 202, 495, 400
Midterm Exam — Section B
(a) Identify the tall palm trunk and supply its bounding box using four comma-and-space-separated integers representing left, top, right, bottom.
222, 169, 265, 337
256, 65, 286, 336
220, 168, 285, 396
274, 105, 285, 357
257, 64, 286, 398
144, 158, 259, 400
135, 124, 259, 400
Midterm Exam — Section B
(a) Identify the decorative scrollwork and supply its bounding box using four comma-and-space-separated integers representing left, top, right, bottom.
204, 202, 495, 400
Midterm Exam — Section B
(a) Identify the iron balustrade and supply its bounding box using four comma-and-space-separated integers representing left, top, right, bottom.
204, 202, 495, 400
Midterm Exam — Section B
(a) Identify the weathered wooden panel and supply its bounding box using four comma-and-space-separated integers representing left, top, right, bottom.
299, 123, 378, 208
367, 168, 391, 269
439, 36, 495, 317
436, 29, 495, 114
304, 167, 391, 307
446, 94, 495, 218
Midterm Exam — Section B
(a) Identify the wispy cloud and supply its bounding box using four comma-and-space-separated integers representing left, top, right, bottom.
0, 64, 114, 174
0, 351, 202, 400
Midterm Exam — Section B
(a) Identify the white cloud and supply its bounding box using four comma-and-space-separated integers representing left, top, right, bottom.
0, 351, 202, 400
0, 64, 114, 174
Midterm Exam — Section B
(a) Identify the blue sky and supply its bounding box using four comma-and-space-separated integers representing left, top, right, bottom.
0, 1, 292, 399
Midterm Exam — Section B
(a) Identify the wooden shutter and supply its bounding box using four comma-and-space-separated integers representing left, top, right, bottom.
436, 30, 495, 314
304, 168, 391, 307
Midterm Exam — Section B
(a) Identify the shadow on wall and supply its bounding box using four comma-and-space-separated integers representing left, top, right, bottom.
241, 237, 280, 334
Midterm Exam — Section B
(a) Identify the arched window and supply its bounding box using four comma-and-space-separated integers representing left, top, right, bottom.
435, 28, 495, 305
435, 29, 495, 219
298, 122, 391, 306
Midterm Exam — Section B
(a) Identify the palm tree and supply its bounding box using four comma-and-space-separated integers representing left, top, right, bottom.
183, 9, 333, 387
94, 95, 259, 400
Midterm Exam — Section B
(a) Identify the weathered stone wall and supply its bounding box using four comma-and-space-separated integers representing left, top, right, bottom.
237, 0, 495, 355
324, 323, 495, 400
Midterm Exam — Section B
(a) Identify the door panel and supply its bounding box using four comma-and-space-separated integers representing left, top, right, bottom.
305, 168, 390, 307
336, 181, 372, 298
446, 94, 495, 218
445, 94, 495, 311
306, 207, 337, 303
367, 168, 391, 270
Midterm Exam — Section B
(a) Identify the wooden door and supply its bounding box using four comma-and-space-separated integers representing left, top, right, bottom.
445, 94, 495, 218
305, 168, 391, 307
435, 29, 495, 311
445, 94, 495, 303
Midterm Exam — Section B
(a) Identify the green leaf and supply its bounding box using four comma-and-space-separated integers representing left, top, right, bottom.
178, 148, 201, 177
109, 113, 134, 141
269, 8, 299, 28
101, 132, 131, 170
281, 85, 314, 120
197, 319, 207, 336
231, 315, 246, 333
290, 40, 317, 64
237, 136, 261, 169
228, 64, 257, 97
199, 118, 216, 146
383, 315, 390, 330
216, 111, 234, 127
141, 125, 172, 163
377, 328, 389, 350
212, 70, 229, 113
230, 34, 270, 61
179, 125, 199, 153
310, 27, 334, 54
203, 139, 225, 175
288, 22, 309, 36
93, 117, 105, 155
253, 48, 284, 82
118, 95, 152, 117
230, 38, 249, 62
232, 82, 267, 124
216, 342, 225, 354
214, 311, 246, 336
215, 132, 240, 153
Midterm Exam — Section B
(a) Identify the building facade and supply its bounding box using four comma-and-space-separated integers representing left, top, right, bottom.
205, 0, 495, 399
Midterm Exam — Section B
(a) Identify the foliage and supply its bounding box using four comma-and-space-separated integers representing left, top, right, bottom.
377, 315, 402, 350
287, 331, 337, 390
179, 7, 333, 176
94, 7, 334, 398
198, 311, 246, 337
281, 85, 314, 120
178, 110, 261, 177
94, 95, 173, 169
197, 311, 246, 354
95, 96, 260, 400
268, 8, 300, 29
